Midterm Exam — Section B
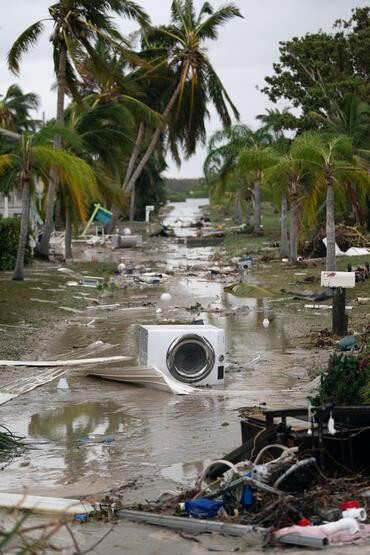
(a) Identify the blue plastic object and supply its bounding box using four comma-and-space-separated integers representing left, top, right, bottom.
242, 485, 253, 506
104, 435, 115, 444
338, 335, 357, 351
74, 513, 89, 521
184, 498, 223, 519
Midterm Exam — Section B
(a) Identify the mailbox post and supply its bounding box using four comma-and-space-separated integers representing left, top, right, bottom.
145, 205, 155, 223
321, 272, 355, 336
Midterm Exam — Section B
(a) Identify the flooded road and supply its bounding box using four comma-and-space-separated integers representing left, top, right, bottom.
0, 198, 325, 553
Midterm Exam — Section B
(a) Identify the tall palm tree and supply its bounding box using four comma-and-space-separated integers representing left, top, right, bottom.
8, 0, 149, 256
294, 133, 369, 270
310, 96, 370, 225
0, 125, 98, 280
123, 0, 242, 197
262, 145, 309, 261
0, 84, 40, 132
55, 37, 163, 226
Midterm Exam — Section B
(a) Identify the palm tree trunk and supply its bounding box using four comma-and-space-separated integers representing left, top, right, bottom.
12, 177, 31, 281
37, 43, 67, 257
233, 189, 242, 224
55, 197, 63, 230
125, 82, 182, 194
105, 122, 145, 232
253, 181, 262, 234
124, 122, 145, 190
326, 180, 336, 271
64, 203, 72, 260
280, 193, 289, 258
129, 186, 136, 222
245, 201, 251, 225
289, 194, 299, 261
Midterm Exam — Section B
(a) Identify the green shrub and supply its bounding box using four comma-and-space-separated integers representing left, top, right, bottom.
312, 353, 370, 406
0, 217, 32, 271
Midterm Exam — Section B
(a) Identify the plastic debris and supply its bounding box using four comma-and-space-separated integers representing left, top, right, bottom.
338, 335, 357, 351
182, 498, 223, 519
57, 377, 69, 390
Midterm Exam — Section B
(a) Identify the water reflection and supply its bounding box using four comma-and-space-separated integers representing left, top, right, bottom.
28, 402, 141, 483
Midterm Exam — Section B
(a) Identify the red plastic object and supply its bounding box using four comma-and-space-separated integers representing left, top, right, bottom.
340, 501, 360, 510
298, 518, 311, 527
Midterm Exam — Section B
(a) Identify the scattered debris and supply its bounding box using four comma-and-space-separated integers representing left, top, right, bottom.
112, 234, 142, 249
282, 287, 333, 302
304, 304, 353, 310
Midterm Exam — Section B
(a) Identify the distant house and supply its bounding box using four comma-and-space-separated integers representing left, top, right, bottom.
0, 192, 22, 218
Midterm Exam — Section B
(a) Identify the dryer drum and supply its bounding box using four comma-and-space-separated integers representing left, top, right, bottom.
166, 334, 215, 383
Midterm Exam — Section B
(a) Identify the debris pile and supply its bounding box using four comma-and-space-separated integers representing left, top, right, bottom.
117, 443, 370, 549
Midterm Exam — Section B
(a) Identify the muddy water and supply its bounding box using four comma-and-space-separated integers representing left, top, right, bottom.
0, 198, 323, 553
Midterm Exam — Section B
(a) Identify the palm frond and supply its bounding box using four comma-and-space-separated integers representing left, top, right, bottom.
8, 20, 45, 74
34, 122, 85, 152
0, 154, 15, 176
239, 146, 279, 173
205, 59, 239, 124
121, 95, 164, 127
197, 2, 214, 24
31, 146, 99, 221
196, 4, 242, 40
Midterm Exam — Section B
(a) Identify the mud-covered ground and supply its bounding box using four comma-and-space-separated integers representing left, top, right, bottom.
1, 199, 369, 554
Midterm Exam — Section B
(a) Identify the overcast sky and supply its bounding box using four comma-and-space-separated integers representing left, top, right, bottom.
0, 0, 367, 178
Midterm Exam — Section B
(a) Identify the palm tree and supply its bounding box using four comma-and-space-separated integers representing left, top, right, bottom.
310, 96, 370, 225
256, 107, 300, 139
204, 125, 271, 229
262, 144, 309, 261
58, 37, 164, 226
0, 125, 98, 280
8, 0, 149, 257
204, 125, 254, 223
310, 96, 370, 151
0, 84, 40, 132
294, 133, 369, 270
123, 0, 242, 197
238, 142, 277, 235
62, 100, 133, 255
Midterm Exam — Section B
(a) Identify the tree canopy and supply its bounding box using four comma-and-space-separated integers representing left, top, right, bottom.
262, 7, 370, 131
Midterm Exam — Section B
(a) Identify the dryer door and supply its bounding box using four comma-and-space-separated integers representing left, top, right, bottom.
166, 334, 215, 383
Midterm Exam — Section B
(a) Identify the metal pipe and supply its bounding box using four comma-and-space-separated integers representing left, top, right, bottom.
273, 457, 316, 489
204, 475, 284, 500
279, 533, 329, 549
117, 509, 267, 537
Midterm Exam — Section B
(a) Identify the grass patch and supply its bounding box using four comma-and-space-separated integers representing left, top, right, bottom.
221, 203, 281, 256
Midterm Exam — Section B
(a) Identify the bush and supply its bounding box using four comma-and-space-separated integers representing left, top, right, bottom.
0, 217, 32, 271
312, 353, 370, 406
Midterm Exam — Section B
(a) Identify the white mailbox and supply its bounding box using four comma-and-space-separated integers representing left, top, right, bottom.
145, 205, 155, 223
321, 271, 355, 288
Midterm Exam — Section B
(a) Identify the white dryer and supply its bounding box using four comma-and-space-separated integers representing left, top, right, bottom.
138, 324, 225, 386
